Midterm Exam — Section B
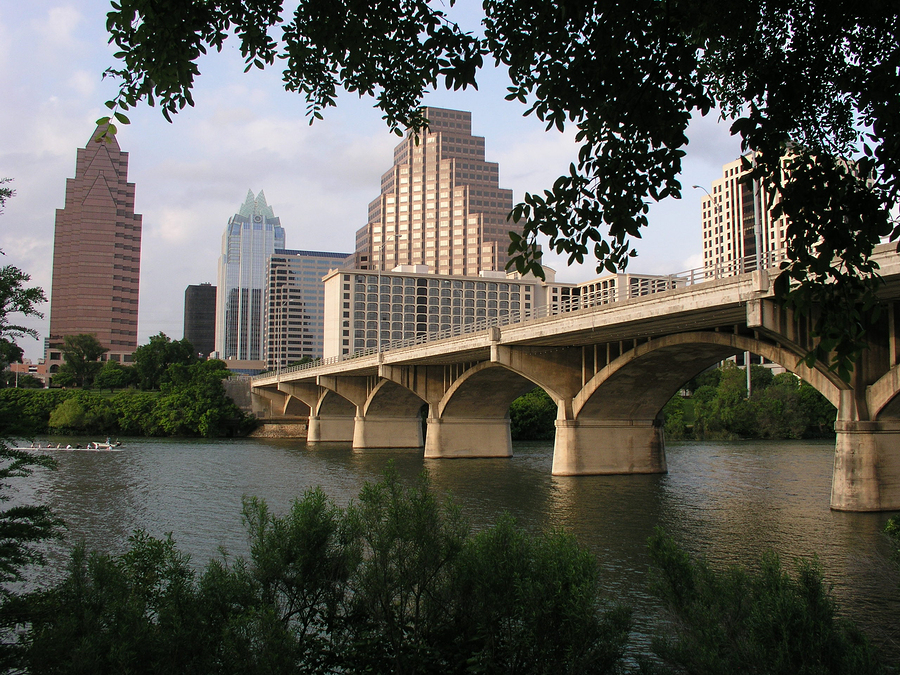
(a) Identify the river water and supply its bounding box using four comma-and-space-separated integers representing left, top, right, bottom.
13, 436, 900, 660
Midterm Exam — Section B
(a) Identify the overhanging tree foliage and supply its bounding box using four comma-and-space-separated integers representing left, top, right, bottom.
100, 0, 900, 378
0, 184, 62, 668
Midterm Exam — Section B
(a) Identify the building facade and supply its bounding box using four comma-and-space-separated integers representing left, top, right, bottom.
547, 273, 684, 312
700, 153, 788, 274
183, 283, 217, 359
354, 107, 516, 276
323, 268, 539, 358
215, 190, 285, 361
323, 267, 687, 359
265, 249, 352, 369
47, 124, 142, 367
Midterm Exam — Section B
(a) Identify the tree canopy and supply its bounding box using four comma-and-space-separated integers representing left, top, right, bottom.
100, 0, 900, 376
55, 334, 108, 388
131, 332, 197, 390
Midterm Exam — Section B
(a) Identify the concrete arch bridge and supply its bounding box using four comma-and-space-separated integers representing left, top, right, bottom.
252, 245, 900, 512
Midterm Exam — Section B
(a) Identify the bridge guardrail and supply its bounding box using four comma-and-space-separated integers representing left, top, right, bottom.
254, 249, 791, 382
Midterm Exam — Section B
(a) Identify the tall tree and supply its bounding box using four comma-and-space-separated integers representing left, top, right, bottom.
56, 334, 108, 388
131, 332, 197, 391
100, 0, 899, 378
93, 359, 137, 392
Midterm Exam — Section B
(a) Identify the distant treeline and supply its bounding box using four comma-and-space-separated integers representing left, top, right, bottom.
0, 359, 255, 438
510, 363, 837, 442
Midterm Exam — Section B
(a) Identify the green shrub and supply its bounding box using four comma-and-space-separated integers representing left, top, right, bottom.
509, 388, 557, 441
646, 529, 885, 675
20, 468, 630, 674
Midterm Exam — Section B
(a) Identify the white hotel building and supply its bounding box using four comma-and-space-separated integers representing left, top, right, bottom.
322, 266, 682, 359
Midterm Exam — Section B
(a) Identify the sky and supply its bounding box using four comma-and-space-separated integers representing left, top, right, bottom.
0, 0, 742, 361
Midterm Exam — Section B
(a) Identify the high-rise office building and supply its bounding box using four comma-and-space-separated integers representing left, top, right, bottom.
215, 190, 285, 361
700, 153, 788, 274
355, 107, 515, 276
183, 283, 217, 358
48, 124, 142, 366
265, 249, 352, 369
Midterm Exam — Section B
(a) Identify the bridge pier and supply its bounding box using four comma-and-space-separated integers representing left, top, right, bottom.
424, 417, 513, 458
307, 415, 355, 443
353, 415, 423, 449
831, 420, 900, 511
551, 419, 667, 475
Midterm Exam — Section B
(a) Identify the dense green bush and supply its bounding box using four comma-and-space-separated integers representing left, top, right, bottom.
509, 387, 557, 440
0, 389, 70, 436
19, 468, 631, 674
665, 364, 837, 441
0, 360, 254, 438
645, 529, 885, 674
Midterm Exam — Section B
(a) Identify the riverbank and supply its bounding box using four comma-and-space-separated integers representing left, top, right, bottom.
15, 436, 900, 661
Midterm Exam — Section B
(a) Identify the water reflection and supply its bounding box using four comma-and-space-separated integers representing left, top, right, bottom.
13, 435, 900, 659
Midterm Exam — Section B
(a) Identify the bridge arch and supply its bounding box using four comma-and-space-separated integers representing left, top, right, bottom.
573, 331, 844, 422
437, 361, 543, 420
283, 394, 310, 417
425, 361, 542, 459
316, 389, 357, 418
866, 364, 900, 421
363, 379, 427, 418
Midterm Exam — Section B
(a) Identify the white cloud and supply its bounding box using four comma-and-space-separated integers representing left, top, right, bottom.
66, 69, 97, 98
40, 5, 83, 46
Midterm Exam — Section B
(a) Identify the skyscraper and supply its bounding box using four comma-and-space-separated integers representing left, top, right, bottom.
48, 125, 142, 364
700, 153, 788, 274
265, 249, 352, 368
355, 107, 515, 276
183, 283, 217, 358
215, 190, 285, 361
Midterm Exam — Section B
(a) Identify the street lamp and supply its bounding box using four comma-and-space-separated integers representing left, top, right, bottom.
376, 234, 404, 356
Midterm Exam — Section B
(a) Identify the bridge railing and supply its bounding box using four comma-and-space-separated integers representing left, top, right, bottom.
254, 249, 790, 381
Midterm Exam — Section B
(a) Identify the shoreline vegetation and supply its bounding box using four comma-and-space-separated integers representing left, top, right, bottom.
9, 467, 895, 674
511, 363, 838, 442
0, 359, 255, 439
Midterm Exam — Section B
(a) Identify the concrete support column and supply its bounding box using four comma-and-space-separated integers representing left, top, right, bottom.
424, 417, 513, 458
352, 416, 424, 449
552, 419, 667, 475
250, 392, 272, 417
307, 415, 355, 444
831, 420, 900, 511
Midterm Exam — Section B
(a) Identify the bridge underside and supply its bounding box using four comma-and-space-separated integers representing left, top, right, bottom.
252, 293, 900, 512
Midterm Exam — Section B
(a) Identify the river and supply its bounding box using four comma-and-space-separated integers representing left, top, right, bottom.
13, 436, 900, 660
